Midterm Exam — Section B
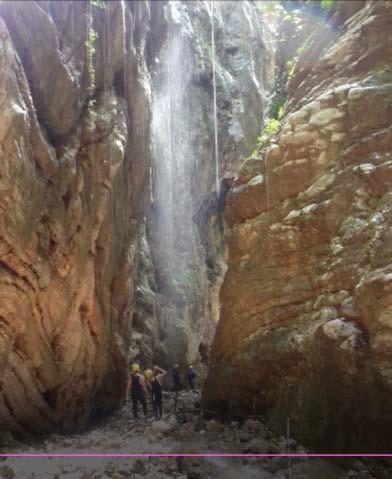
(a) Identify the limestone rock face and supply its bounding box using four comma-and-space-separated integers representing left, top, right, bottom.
203, 1, 392, 451
133, 1, 275, 370
0, 1, 152, 435
0, 0, 275, 434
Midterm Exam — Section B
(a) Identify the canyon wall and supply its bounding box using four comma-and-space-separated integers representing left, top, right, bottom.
0, 0, 274, 434
203, 0, 392, 451
129, 0, 275, 370
0, 0, 153, 435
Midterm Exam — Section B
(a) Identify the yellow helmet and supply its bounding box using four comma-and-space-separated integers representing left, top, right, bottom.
131, 363, 140, 373
144, 369, 153, 379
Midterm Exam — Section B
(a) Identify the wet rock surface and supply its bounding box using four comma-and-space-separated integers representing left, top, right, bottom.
203, 0, 392, 451
1, 390, 389, 479
133, 0, 275, 370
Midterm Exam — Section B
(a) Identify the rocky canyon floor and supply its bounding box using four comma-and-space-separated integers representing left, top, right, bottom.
0, 391, 391, 479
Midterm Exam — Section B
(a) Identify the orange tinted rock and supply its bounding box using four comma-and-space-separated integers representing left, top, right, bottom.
0, 3, 151, 435
203, 0, 392, 451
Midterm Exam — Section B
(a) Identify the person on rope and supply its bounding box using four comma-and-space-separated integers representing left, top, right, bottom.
126, 363, 148, 420
150, 365, 167, 420
186, 365, 197, 391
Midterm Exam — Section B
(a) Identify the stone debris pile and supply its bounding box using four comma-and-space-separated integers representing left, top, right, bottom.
0, 390, 388, 478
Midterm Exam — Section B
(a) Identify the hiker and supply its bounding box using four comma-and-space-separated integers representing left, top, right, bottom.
186, 365, 197, 391
144, 368, 153, 399
126, 363, 148, 419
172, 364, 181, 392
150, 365, 167, 419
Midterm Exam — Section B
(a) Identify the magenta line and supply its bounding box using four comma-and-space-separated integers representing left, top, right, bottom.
1, 453, 392, 457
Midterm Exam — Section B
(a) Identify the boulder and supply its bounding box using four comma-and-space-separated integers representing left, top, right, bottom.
151, 420, 176, 435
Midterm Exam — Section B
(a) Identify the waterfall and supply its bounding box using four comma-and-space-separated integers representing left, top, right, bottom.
151, 2, 194, 297
122, 0, 126, 98
147, 0, 276, 366
210, 0, 220, 196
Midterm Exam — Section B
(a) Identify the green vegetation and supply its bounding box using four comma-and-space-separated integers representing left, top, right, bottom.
264, 119, 281, 135
251, 0, 336, 156
251, 119, 281, 157
252, 93, 286, 156
251, 92, 286, 156
258, 1, 336, 83
284, 1, 335, 79
260, 118, 280, 145
284, 0, 336, 16
267, 94, 286, 120
320, 0, 334, 13
286, 32, 314, 80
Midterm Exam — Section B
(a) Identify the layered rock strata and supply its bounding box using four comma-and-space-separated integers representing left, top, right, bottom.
203, 0, 392, 451
0, 0, 275, 434
0, 0, 152, 435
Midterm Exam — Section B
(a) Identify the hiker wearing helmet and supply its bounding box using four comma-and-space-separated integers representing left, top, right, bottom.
144, 368, 153, 387
126, 363, 148, 419
186, 365, 197, 391
144, 368, 153, 399
150, 365, 167, 419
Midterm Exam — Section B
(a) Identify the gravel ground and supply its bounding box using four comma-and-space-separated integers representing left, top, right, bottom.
0, 390, 391, 478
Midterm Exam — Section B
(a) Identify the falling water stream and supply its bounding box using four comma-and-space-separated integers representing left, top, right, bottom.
122, 0, 127, 110
152, 1, 221, 272
149, 0, 276, 366
152, 2, 194, 296
150, 0, 224, 363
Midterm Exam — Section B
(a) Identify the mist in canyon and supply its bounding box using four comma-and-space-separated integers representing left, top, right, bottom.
0, 0, 392, 477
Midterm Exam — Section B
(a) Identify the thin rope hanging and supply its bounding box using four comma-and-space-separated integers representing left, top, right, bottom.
210, 0, 220, 196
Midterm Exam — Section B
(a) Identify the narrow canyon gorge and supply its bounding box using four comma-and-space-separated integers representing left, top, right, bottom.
0, 0, 392, 474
